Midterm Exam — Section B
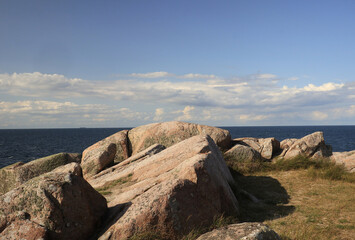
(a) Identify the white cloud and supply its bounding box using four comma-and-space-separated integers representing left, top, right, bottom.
1, 71, 354, 127
153, 108, 164, 121
180, 73, 217, 79
0, 72, 87, 98
256, 73, 277, 79
128, 72, 218, 80
239, 114, 269, 121
0, 100, 146, 128
288, 77, 299, 81
175, 106, 195, 121
129, 72, 172, 78
303, 83, 344, 92
310, 111, 328, 120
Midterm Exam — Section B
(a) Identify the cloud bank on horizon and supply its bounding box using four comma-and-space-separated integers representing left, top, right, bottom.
0, 71, 354, 128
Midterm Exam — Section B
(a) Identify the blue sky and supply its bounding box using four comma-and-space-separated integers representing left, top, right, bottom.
0, 0, 354, 128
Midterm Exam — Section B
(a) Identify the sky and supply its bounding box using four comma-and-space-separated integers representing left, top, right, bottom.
0, 0, 355, 128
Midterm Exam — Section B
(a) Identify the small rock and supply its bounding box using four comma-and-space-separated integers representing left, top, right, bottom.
196, 222, 281, 240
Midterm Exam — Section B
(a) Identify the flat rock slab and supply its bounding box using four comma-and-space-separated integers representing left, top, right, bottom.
94, 135, 239, 240
196, 222, 281, 240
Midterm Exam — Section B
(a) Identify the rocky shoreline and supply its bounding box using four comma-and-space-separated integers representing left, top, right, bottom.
0, 121, 354, 239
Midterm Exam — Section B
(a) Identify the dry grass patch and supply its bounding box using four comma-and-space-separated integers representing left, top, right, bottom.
260, 170, 355, 240
95, 173, 133, 196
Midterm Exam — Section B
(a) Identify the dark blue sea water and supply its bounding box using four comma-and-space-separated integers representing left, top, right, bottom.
0, 126, 354, 168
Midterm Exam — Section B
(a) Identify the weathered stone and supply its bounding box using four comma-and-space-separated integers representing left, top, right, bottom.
91, 143, 165, 180
93, 135, 239, 240
312, 144, 332, 159
0, 172, 107, 240
128, 121, 231, 155
331, 150, 355, 172
224, 144, 262, 162
196, 222, 281, 240
279, 138, 298, 157
259, 138, 280, 160
0, 219, 48, 240
82, 130, 129, 179
51, 162, 82, 176
233, 137, 280, 160
283, 132, 332, 159
0, 153, 81, 195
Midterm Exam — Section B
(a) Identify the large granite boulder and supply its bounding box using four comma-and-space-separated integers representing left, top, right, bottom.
81, 130, 129, 179
90, 135, 239, 240
0, 219, 48, 239
224, 145, 262, 163
0, 152, 81, 195
127, 121, 231, 155
92, 144, 166, 182
233, 138, 280, 160
279, 138, 298, 157
0, 172, 107, 240
282, 132, 332, 159
331, 150, 355, 172
51, 162, 83, 176
196, 222, 281, 240
223, 144, 264, 174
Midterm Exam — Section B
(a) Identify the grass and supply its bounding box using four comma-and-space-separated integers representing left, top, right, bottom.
127, 156, 355, 239
227, 155, 355, 239
227, 155, 355, 183
128, 214, 237, 240
95, 173, 133, 195
261, 170, 355, 240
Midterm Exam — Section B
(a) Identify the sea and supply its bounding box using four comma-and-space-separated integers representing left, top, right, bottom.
0, 126, 354, 169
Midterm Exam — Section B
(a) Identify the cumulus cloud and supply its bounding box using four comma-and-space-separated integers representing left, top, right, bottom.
129, 72, 172, 78
303, 83, 344, 92
310, 111, 328, 120
239, 114, 269, 121
256, 73, 277, 79
179, 73, 217, 79
128, 72, 217, 80
175, 106, 195, 121
0, 72, 87, 98
0, 100, 146, 128
153, 108, 165, 121
1, 71, 354, 126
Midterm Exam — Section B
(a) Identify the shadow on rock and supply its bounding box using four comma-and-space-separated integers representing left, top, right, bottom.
90, 202, 132, 240
231, 169, 295, 222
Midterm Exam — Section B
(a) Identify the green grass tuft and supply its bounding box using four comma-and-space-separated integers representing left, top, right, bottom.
227, 155, 355, 183
95, 173, 133, 194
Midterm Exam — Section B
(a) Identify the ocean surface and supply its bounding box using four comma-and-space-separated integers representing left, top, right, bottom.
0, 126, 354, 168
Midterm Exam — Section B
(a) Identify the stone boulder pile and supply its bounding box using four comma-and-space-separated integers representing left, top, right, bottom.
81, 121, 231, 179
7, 121, 354, 239
92, 135, 239, 239
280, 132, 332, 159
